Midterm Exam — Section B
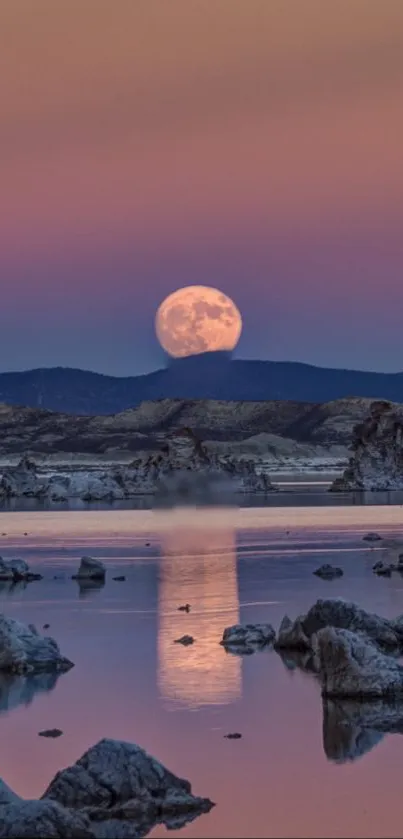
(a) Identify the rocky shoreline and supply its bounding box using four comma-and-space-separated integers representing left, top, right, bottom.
0, 428, 275, 504
330, 400, 403, 491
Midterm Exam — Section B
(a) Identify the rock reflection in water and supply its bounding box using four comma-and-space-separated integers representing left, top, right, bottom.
322, 698, 403, 763
75, 578, 105, 599
157, 512, 241, 708
0, 671, 61, 715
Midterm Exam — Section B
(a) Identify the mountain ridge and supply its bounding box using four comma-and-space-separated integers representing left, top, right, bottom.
1, 358, 403, 415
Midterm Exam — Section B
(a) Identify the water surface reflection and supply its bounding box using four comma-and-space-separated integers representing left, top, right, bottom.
158, 519, 241, 708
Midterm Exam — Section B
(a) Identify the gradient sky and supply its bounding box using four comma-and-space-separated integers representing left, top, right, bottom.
2, 0, 403, 375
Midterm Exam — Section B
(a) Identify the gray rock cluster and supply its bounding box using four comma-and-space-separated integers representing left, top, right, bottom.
0, 738, 214, 838
330, 400, 403, 491
220, 623, 275, 653
0, 432, 275, 502
313, 564, 343, 580
0, 557, 42, 582
0, 614, 73, 674
274, 598, 402, 653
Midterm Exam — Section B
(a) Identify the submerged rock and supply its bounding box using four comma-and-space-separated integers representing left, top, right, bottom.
330, 401, 403, 491
316, 627, 403, 699
313, 564, 343, 580
363, 532, 382, 542
72, 556, 106, 581
372, 561, 395, 577
275, 599, 401, 652
174, 635, 194, 646
0, 557, 42, 582
39, 729, 63, 738
0, 614, 73, 674
221, 623, 275, 652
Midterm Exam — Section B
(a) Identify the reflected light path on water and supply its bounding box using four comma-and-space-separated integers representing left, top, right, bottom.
157, 513, 241, 709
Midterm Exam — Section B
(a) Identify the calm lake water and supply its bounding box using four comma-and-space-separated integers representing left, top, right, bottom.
1, 504, 403, 838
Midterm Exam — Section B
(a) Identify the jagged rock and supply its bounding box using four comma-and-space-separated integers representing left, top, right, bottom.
313, 564, 343, 580
275, 615, 310, 651
0, 739, 213, 837
72, 556, 106, 581
220, 623, 275, 652
174, 635, 194, 646
275, 599, 401, 652
0, 456, 48, 499
0, 614, 73, 674
363, 532, 382, 542
43, 738, 212, 836
330, 401, 403, 491
0, 434, 275, 503
0, 796, 92, 838
316, 627, 403, 698
0, 557, 42, 582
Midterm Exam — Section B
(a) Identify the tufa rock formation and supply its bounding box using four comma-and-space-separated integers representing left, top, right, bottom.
0, 614, 73, 674
316, 627, 403, 699
0, 429, 274, 503
330, 400, 403, 491
220, 623, 275, 653
0, 738, 213, 837
274, 598, 402, 653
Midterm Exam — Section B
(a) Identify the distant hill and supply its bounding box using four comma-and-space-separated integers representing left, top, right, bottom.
0, 395, 388, 456
0, 355, 403, 415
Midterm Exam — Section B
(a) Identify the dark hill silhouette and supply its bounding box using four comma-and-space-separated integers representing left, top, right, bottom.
0, 353, 402, 414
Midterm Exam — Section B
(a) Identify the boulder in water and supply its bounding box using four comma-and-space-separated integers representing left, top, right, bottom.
72, 557, 106, 581
0, 614, 73, 674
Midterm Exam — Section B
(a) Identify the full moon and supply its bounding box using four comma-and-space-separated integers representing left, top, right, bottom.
155, 285, 242, 358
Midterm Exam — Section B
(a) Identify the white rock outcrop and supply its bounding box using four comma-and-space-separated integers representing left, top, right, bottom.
316, 627, 403, 699
0, 738, 214, 837
0, 431, 275, 502
274, 598, 401, 653
0, 615, 73, 674
221, 623, 275, 652
330, 401, 403, 491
